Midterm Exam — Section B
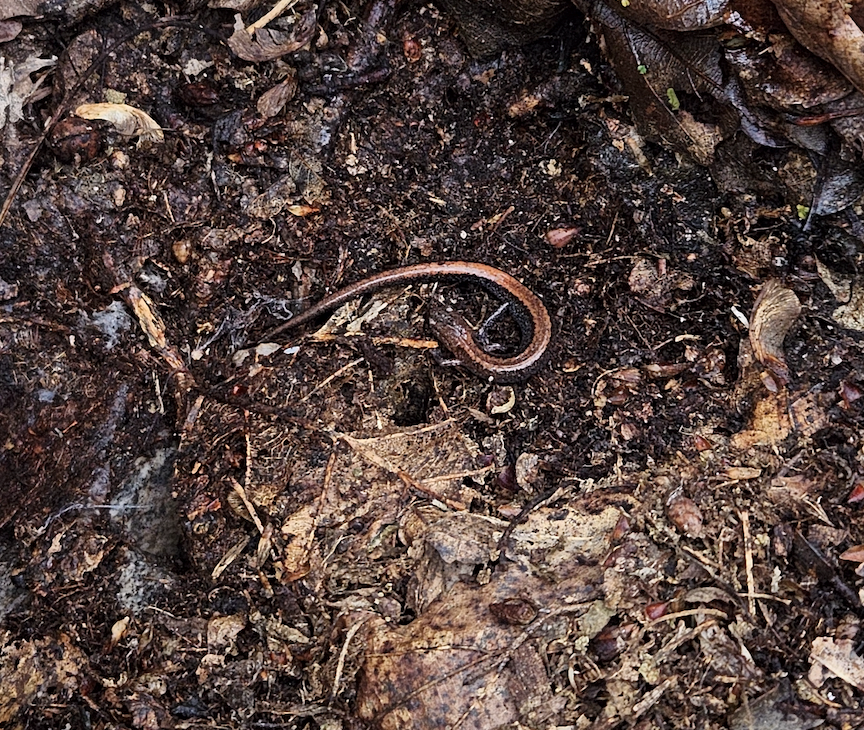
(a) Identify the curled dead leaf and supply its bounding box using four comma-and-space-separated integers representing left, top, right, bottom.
749, 279, 801, 385
487, 385, 516, 415
228, 7, 317, 62
75, 103, 164, 142
109, 616, 131, 649
286, 203, 320, 217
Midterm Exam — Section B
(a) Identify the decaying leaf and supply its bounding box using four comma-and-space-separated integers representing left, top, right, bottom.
0, 54, 56, 128
0, 0, 40, 20
121, 285, 186, 374
257, 70, 297, 117
206, 613, 246, 651
749, 279, 801, 385
809, 635, 864, 691
227, 7, 317, 62
615, 0, 729, 30
728, 680, 821, 730
247, 174, 298, 218
74, 102, 164, 142
0, 18, 22, 42
830, 281, 864, 333
356, 561, 602, 730
0, 634, 87, 723
773, 0, 864, 95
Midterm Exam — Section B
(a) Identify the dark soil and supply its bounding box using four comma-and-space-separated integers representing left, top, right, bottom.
1, 2, 863, 729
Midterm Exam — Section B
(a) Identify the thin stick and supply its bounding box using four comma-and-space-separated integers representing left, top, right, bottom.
739, 509, 756, 616
247, 0, 298, 33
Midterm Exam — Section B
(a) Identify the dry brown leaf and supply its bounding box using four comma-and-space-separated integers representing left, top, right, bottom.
279, 503, 316, 579
839, 545, 864, 562
773, 0, 864, 96
749, 279, 801, 385
257, 71, 297, 117
286, 203, 320, 217
809, 636, 864, 691
227, 7, 316, 62
74, 102, 164, 142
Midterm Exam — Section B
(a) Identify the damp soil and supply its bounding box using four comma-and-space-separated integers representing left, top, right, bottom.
0, 2, 863, 729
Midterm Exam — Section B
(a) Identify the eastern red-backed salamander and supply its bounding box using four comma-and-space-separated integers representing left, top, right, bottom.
262, 261, 552, 383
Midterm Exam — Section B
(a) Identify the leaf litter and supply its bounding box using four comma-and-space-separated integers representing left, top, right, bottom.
0, 0, 863, 729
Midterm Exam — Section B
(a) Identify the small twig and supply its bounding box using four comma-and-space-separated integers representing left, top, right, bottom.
329, 616, 369, 704
301, 357, 365, 401
739, 509, 756, 616
229, 475, 265, 534
247, 0, 298, 33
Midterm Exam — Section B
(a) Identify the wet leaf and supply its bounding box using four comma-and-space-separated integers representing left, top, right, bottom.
357, 561, 602, 729
773, 0, 864, 95
616, 0, 729, 30
0, 634, 87, 723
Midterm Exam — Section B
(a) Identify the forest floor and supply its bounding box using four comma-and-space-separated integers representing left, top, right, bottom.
1, 1, 863, 729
